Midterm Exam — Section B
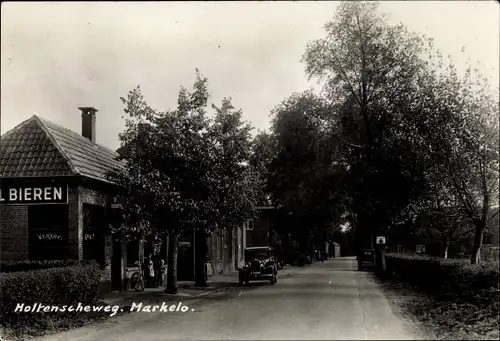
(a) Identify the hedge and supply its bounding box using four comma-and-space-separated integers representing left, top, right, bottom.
0, 262, 102, 331
0, 259, 96, 273
384, 253, 499, 302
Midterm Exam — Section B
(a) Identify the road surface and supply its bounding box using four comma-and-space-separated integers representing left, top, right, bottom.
33, 257, 425, 340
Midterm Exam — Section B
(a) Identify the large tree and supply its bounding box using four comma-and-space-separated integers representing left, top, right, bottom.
301, 0, 499, 264
193, 97, 261, 286
113, 72, 262, 291
302, 1, 431, 249
267, 91, 348, 253
407, 59, 499, 263
111, 71, 217, 294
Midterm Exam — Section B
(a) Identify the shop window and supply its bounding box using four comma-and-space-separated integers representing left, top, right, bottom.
82, 204, 106, 268
28, 204, 69, 260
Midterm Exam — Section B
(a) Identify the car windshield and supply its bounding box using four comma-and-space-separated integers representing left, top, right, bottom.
245, 250, 270, 260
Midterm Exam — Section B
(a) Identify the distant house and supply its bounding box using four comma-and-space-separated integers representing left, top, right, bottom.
245, 206, 276, 248
206, 224, 246, 276
0, 108, 128, 293
326, 240, 341, 258
205, 206, 276, 276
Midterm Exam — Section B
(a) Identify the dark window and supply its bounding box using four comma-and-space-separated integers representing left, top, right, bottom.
127, 239, 140, 266
28, 204, 69, 260
246, 219, 254, 231
82, 204, 106, 268
143, 236, 155, 258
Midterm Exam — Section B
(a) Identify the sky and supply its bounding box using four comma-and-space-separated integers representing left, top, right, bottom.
1, 1, 499, 151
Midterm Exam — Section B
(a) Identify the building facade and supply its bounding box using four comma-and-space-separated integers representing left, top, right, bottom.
0, 108, 130, 293
205, 206, 275, 276
1, 112, 279, 288
245, 206, 275, 248
325, 241, 341, 258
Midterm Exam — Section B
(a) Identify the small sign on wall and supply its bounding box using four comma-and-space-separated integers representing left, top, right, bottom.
37, 233, 63, 241
376, 236, 386, 245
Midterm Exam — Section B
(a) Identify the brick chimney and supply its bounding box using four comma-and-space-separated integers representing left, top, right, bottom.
79, 107, 97, 143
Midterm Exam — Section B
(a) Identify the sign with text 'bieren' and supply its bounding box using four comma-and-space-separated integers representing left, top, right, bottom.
0, 182, 68, 205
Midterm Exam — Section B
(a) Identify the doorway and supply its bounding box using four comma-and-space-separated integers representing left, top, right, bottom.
82, 204, 106, 268
111, 237, 123, 291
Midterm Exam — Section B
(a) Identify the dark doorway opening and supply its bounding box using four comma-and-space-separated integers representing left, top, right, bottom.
111, 237, 123, 291
178, 233, 194, 281
82, 204, 106, 268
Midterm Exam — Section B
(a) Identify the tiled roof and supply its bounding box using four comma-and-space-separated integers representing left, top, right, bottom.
0, 118, 74, 177
0, 115, 124, 183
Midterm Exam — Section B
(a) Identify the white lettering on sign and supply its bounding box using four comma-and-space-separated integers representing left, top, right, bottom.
9, 188, 17, 201
34, 188, 42, 201
53, 187, 62, 200
0, 186, 66, 203
85, 233, 94, 241
44, 187, 51, 200
37, 234, 63, 241
24, 188, 32, 201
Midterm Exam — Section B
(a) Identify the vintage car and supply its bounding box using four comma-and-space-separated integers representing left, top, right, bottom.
357, 249, 375, 271
238, 246, 278, 285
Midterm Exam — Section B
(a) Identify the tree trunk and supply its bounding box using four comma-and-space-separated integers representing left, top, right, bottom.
470, 220, 486, 264
194, 228, 208, 287
165, 233, 179, 294
442, 240, 449, 259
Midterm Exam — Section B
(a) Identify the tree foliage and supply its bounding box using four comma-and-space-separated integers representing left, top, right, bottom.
265, 91, 350, 249
110, 70, 261, 291
301, 1, 433, 247
266, 0, 498, 263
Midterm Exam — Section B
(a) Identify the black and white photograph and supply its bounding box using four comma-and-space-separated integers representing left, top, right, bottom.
0, 1, 499, 340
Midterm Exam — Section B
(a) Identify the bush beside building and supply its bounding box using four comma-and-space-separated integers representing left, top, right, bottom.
0, 261, 108, 338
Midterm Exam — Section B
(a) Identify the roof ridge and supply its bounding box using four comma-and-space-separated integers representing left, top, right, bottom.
0, 115, 37, 140
37, 116, 119, 157
33, 115, 81, 176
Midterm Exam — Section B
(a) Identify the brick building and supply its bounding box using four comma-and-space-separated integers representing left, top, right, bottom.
0, 108, 129, 293
1, 111, 280, 288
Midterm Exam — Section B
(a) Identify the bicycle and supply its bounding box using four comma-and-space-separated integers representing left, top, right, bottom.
129, 261, 145, 292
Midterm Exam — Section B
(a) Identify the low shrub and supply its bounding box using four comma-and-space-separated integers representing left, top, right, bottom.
379, 276, 500, 340
0, 261, 103, 334
0, 259, 96, 273
384, 253, 499, 301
